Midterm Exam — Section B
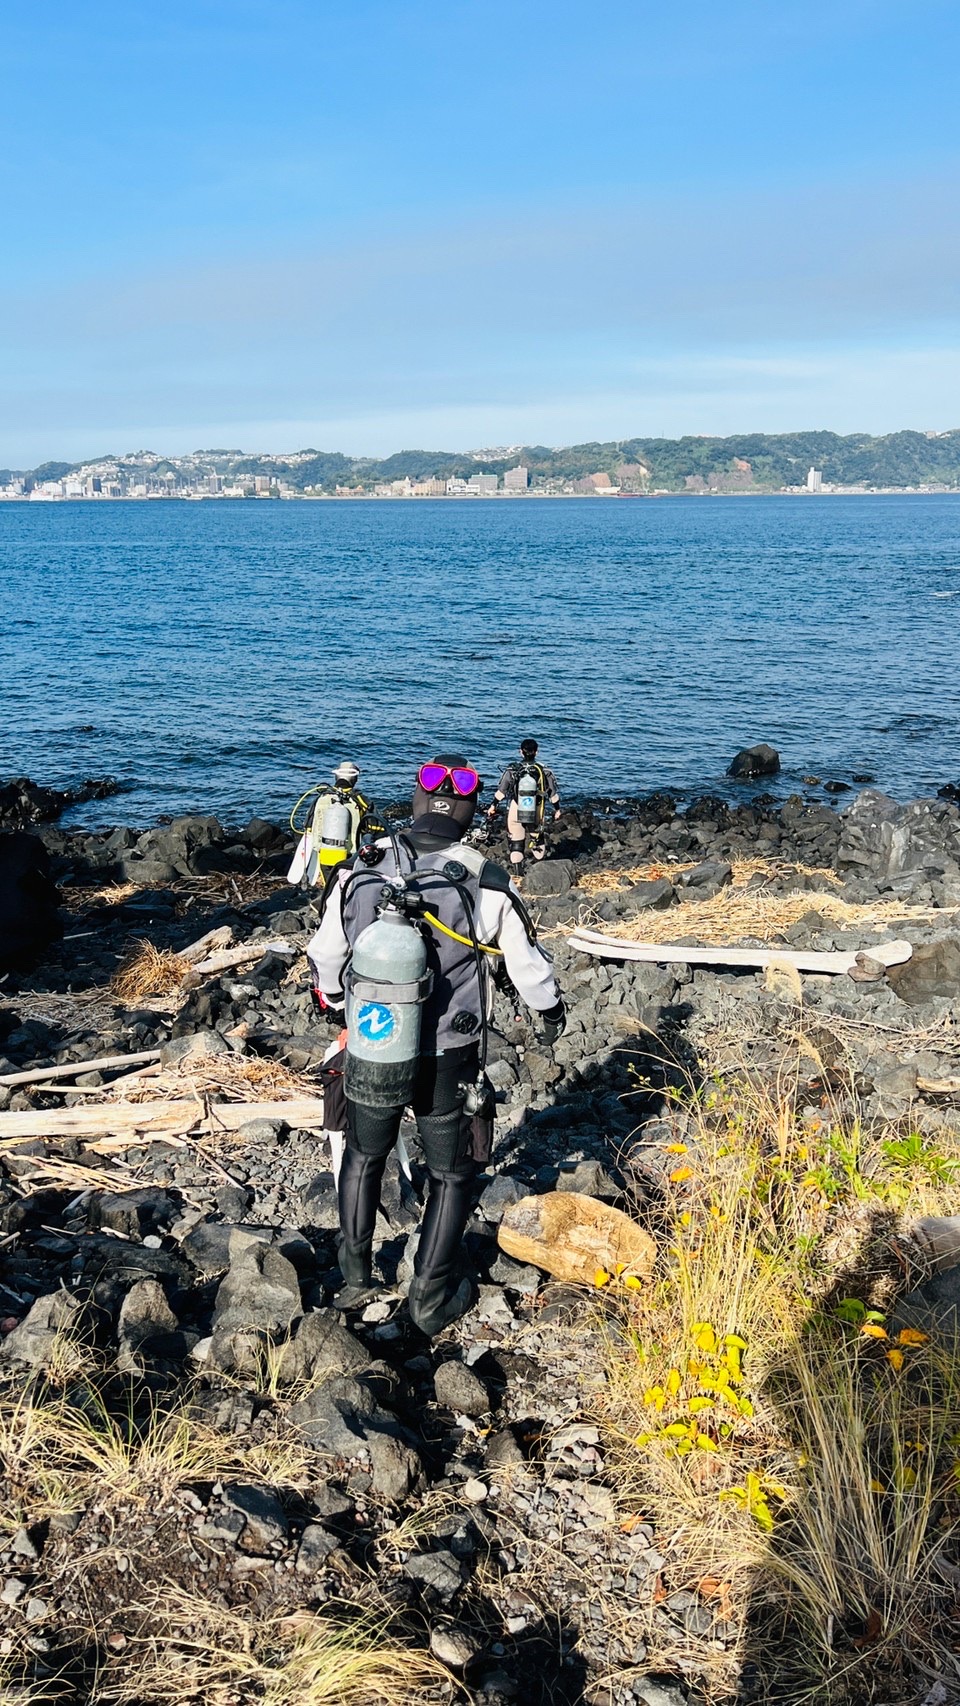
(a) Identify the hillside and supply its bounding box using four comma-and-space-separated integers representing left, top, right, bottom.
6, 428, 960, 496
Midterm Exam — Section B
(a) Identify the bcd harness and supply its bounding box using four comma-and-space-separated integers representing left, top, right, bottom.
327, 832, 545, 1114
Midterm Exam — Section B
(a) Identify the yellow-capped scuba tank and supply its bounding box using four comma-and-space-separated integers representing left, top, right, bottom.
287, 782, 367, 887
315, 793, 357, 869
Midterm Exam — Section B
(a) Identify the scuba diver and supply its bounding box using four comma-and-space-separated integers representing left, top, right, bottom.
287, 761, 371, 889
306, 753, 565, 1336
487, 738, 561, 875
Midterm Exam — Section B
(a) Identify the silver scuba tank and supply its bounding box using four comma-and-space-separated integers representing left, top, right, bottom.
320, 796, 352, 855
516, 764, 540, 828
344, 897, 430, 1108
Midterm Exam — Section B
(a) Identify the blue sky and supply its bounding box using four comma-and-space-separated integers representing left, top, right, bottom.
2, 0, 959, 464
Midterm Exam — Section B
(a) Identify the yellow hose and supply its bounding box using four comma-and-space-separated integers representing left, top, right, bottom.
422, 910, 503, 955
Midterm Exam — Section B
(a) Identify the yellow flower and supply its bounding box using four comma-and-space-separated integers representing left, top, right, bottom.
670, 1166, 693, 1184
623, 1275, 642, 1292
594, 1268, 611, 1288
666, 1143, 688, 1154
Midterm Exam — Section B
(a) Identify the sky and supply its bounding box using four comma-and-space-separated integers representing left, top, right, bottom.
2, 0, 960, 465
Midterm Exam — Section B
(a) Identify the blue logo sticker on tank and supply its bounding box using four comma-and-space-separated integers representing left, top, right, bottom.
356, 1001, 396, 1044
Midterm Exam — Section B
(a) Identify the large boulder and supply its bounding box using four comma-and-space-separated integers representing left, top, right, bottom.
522, 859, 576, 897
0, 832, 61, 970
837, 792, 960, 885
727, 744, 780, 779
887, 938, 960, 1005
497, 1191, 656, 1287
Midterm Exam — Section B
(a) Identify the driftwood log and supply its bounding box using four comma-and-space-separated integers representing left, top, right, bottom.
567, 928, 913, 975
0, 1097, 328, 1142
182, 938, 297, 982
0, 1049, 161, 1089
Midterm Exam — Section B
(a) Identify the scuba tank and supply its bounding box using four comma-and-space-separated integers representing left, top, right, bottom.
317, 795, 353, 869
516, 763, 541, 828
344, 886, 432, 1109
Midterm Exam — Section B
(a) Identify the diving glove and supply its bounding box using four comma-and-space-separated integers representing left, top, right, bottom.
311, 987, 345, 1028
538, 999, 566, 1045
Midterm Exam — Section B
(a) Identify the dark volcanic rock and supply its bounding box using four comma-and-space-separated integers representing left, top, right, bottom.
727, 744, 781, 779
838, 791, 960, 886
0, 1290, 82, 1368
887, 938, 960, 1005
0, 775, 120, 830
117, 1278, 185, 1370
434, 1358, 490, 1417
522, 859, 575, 897
288, 1376, 421, 1500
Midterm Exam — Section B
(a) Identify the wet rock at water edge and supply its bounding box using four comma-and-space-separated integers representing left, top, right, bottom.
727, 744, 781, 779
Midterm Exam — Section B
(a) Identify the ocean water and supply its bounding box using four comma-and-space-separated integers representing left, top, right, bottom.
2, 495, 958, 828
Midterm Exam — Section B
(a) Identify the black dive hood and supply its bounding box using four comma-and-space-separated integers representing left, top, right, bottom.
410, 752, 480, 837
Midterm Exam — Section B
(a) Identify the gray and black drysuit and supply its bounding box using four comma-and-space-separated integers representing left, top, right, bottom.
306, 815, 562, 1333
493, 760, 561, 871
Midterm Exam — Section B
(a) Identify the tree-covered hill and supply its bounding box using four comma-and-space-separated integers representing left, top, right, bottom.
12, 428, 960, 493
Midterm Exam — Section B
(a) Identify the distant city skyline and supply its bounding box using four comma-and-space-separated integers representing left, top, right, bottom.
3, 1, 959, 465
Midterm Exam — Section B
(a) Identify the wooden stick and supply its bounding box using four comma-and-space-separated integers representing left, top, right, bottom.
0, 1048, 161, 1090
0, 1096, 328, 1142
184, 938, 296, 979
180, 924, 234, 963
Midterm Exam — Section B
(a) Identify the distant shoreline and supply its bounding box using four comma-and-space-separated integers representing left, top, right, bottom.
5, 487, 960, 504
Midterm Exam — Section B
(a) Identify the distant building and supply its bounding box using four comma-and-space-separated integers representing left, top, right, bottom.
254, 475, 271, 493
806, 467, 823, 493
503, 464, 529, 490
446, 477, 469, 495
412, 478, 446, 496
467, 473, 498, 494
207, 474, 222, 494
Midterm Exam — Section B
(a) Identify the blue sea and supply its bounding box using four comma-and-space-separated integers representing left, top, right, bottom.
2, 496, 958, 828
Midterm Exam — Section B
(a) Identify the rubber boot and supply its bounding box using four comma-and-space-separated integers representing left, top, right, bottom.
407, 1168, 475, 1337
336, 1146, 387, 1301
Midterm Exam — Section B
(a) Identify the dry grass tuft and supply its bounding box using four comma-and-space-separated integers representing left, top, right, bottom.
578, 855, 841, 898
183, 1052, 319, 1099
0, 1382, 319, 1524
111, 940, 191, 1002
597, 1037, 960, 1700
93, 1587, 457, 1705
583, 857, 946, 946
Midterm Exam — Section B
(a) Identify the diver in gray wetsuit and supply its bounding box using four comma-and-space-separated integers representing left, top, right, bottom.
488, 738, 561, 874
307, 753, 564, 1336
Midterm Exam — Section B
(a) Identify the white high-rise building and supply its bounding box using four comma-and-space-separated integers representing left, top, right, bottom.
806, 466, 823, 493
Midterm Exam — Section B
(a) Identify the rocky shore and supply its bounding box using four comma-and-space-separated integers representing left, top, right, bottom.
2, 775, 960, 1704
